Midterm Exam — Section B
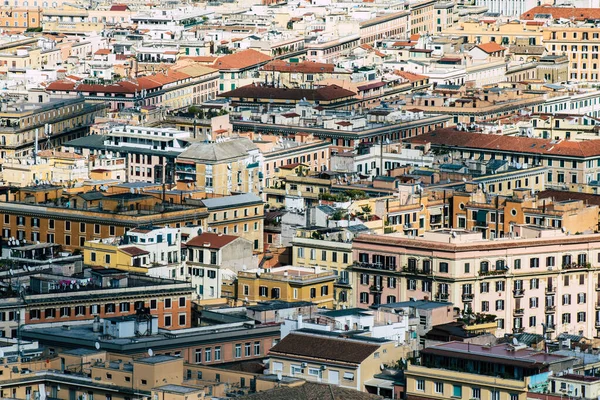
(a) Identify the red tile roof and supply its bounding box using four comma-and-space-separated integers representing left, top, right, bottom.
475, 42, 506, 54
394, 70, 427, 82
280, 162, 305, 169
95, 49, 111, 55
109, 4, 129, 11
261, 59, 335, 74
407, 128, 600, 158
186, 232, 239, 249
521, 5, 600, 20
213, 49, 272, 70
120, 246, 150, 256
219, 83, 356, 101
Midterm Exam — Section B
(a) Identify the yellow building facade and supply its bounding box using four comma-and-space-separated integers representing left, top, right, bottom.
237, 266, 336, 308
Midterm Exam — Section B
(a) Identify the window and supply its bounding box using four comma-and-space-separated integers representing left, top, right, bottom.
495, 281, 505, 292
205, 348, 212, 362
310, 288, 316, 298
360, 292, 369, 303
195, 349, 202, 363
164, 315, 172, 326
562, 313, 571, 324
481, 301, 489, 312
120, 302, 130, 312
480, 282, 489, 293
165, 298, 172, 308
530, 278, 539, 289
60, 307, 70, 317
578, 293, 586, 304
254, 341, 260, 355
321, 285, 328, 296
452, 385, 462, 398
179, 314, 186, 326
259, 286, 268, 297
472, 387, 481, 400
434, 382, 443, 394
578, 312, 586, 322
530, 258, 540, 268
439, 262, 448, 273
150, 299, 157, 309
530, 297, 539, 308
215, 346, 221, 361
495, 300, 504, 311
245, 343, 251, 357
416, 379, 425, 391
343, 372, 354, 381
105, 254, 111, 264
235, 344, 241, 358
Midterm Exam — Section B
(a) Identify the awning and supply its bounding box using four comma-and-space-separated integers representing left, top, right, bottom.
429, 208, 442, 216
364, 378, 394, 389
177, 160, 195, 165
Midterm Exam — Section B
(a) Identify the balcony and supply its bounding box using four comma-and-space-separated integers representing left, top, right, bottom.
562, 262, 592, 271
596, 285, 600, 292
513, 289, 525, 298
513, 308, 524, 316
545, 286, 556, 295
596, 302, 600, 310
479, 268, 507, 277
596, 320, 600, 329
462, 293, 474, 302
435, 292, 449, 301
369, 285, 383, 293
545, 324, 556, 333
335, 277, 351, 288
512, 327, 525, 333
403, 266, 432, 275
545, 305, 556, 313
355, 262, 397, 271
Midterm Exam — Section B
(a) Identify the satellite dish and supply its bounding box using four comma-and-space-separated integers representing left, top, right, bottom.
130, 188, 135, 194
94, 342, 100, 350
148, 348, 154, 357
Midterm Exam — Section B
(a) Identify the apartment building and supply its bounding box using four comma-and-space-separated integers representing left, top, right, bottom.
0, 7, 42, 30
268, 331, 398, 392
406, 128, 600, 188
305, 35, 361, 64
409, 0, 435, 35
212, 49, 272, 92
237, 266, 336, 307
352, 227, 600, 338
405, 341, 576, 400
185, 232, 254, 300
359, 11, 409, 45
176, 138, 261, 196
292, 227, 354, 309
24, 308, 279, 361
84, 226, 182, 273
23, 269, 193, 329
66, 124, 192, 184
442, 20, 544, 46
0, 96, 106, 162
197, 193, 264, 252
451, 188, 600, 238
46, 65, 219, 111
0, 186, 208, 251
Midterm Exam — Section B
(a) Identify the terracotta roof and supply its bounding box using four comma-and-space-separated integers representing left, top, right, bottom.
475, 42, 506, 54
261, 59, 335, 74
186, 232, 239, 249
407, 127, 600, 158
394, 70, 427, 82
219, 84, 356, 102
538, 189, 600, 207
120, 246, 150, 256
269, 333, 380, 364
109, 4, 129, 11
238, 382, 381, 400
357, 81, 386, 91
37, 150, 84, 159
280, 162, 305, 169
281, 112, 300, 118
213, 49, 272, 70
94, 49, 111, 55
521, 5, 600, 20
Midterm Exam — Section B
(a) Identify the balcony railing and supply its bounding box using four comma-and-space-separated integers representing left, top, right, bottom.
546, 324, 556, 332
462, 293, 474, 302
355, 262, 397, 271
479, 268, 507, 277
545, 305, 556, 313
513, 308, 524, 316
513, 327, 525, 333
596, 320, 600, 329
596, 302, 600, 310
370, 285, 383, 293
402, 266, 432, 275
435, 292, 449, 301
562, 262, 592, 270
513, 289, 524, 298
545, 286, 556, 295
